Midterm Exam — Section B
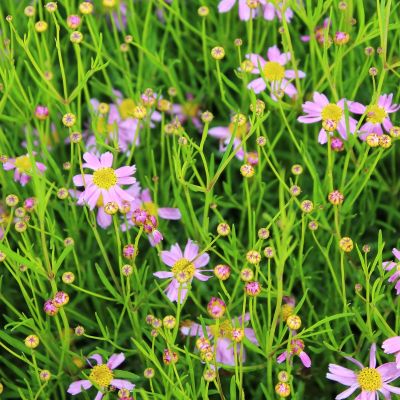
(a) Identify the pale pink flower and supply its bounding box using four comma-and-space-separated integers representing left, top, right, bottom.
383, 337, 400, 369
383, 248, 400, 295
3, 154, 46, 186
246, 45, 305, 99
153, 240, 210, 303
277, 338, 311, 368
67, 353, 134, 399
327, 343, 400, 399
263, 2, 293, 22
297, 92, 365, 144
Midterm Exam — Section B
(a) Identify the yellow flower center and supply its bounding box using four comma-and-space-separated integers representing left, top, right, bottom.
262, 61, 285, 81
96, 117, 115, 135
97, 194, 104, 207
210, 319, 233, 339
357, 368, 382, 392
228, 122, 248, 138
119, 99, 136, 120
171, 258, 195, 283
14, 156, 33, 173
366, 105, 387, 124
144, 201, 158, 216
182, 102, 199, 118
321, 103, 343, 122
281, 304, 294, 321
92, 168, 117, 190
89, 364, 114, 388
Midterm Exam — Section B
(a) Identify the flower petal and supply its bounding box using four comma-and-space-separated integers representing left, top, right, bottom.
107, 353, 125, 370
67, 380, 92, 395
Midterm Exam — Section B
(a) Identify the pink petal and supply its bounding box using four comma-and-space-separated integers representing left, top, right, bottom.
277, 352, 287, 364
369, 343, 377, 368
383, 383, 400, 395
97, 208, 112, 229
184, 239, 199, 260
115, 165, 136, 178
245, 53, 267, 71
299, 351, 312, 368
208, 127, 230, 139
67, 380, 92, 395
83, 152, 102, 170
393, 249, 400, 261
318, 128, 328, 144
110, 379, 135, 390
161, 248, 182, 267
158, 207, 181, 220
285, 69, 306, 79
141, 188, 152, 202
216, 338, 236, 365
194, 253, 210, 268
335, 384, 360, 399
73, 174, 93, 187
377, 362, 400, 381
180, 322, 203, 337
194, 271, 211, 281
263, 3, 275, 20
238, 0, 251, 20
89, 354, 103, 365
267, 45, 282, 63
247, 78, 267, 94
153, 271, 174, 279
383, 117, 393, 132
297, 115, 322, 124
218, 0, 236, 13
107, 353, 125, 370
94, 392, 103, 400
313, 92, 330, 106
100, 152, 113, 168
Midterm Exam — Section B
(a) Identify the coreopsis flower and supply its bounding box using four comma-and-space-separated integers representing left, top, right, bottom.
246, 46, 305, 99
181, 313, 258, 365
208, 121, 249, 160
382, 337, 400, 368
73, 152, 136, 210
3, 154, 46, 186
277, 338, 311, 368
358, 94, 400, 139
297, 92, 365, 144
67, 353, 134, 398
170, 94, 202, 130
153, 240, 211, 303
383, 248, 400, 295
326, 343, 400, 399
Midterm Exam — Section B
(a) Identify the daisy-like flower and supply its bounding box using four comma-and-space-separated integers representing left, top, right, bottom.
73, 152, 136, 210
277, 338, 311, 368
3, 154, 46, 186
358, 94, 400, 140
153, 240, 211, 303
218, 0, 259, 21
170, 94, 202, 130
327, 343, 400, 399
297, 92, 365, 144
181, 313, 259, 366
67, 353, 134, 399
263, 2, 293, 22
383, 248, 400, 295
246, 45, 305, 99
383, 337, 400, 369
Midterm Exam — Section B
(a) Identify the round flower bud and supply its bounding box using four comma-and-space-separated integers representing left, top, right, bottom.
198, 6, 209, 16
24, 6, 35, 17
125, 35, 133, 43
157, 99, 172, 112
234, 38, 243, 46
389, 126, 400, 138
322, 119, 337, 132
15, 221, 27, 233
211, 46, 225, 60
35, 21, 48, 33
275, 382, 290, 397
278, 370, 290, 383
201, 111, 214, 123
162, 349, 178, 365
240, 267, 254, 282
168, 87, 177, 97
231, 113, 247, 127
118, 388, 132, 398
57, 188, 69, 200
53, 291, 69, 307
366, 133, 380, 147
231, 328, 245, 343
39, 370, 51, 381
133, 105, 146, 119
291, 164, 303, 175
308, 220, 319, 231
338, 1, 347, 10
246, 0, 259, 8
264, 246, 274, 258
196, 337, 211, 352
379, 134, 392, 148
328, 190, 344, 205
120, 43, 129, 52
240, 164, 255, 177
62, 113, 76, 127
217, 222, 230, 236
15, 207, 25, 218
331, 137, 344, 152
63, 162, 71, 170
300, 200, 314, 213
339, 237, 353, 252
246, 250, 261, 264
163, 315, 176, 329
203, 368, 216, 382
64, 237, 74, 246
45, 2, 57, 12
241, 60, 254, 73
214, 264, 231, 280
123, 244, 136, 259
121, 264, 133, 276
334, 31, 350, 45
200, 350, 214, 362
25, 334, 40, 349
290, 185, 301, 197
207, 297, 226, 319
355, 283, 363, 292
362, 244, 371, 253
70, 31, 83, 44
145, 315, 154, 325
79, 2, 94, 14
245, 281, 262, 297
369, 67, 378, 76
286, 315, 302, 330
258, 228, 270, 239
250, 99, 266, 115
104, 201, 119, 215
144, 368, 155, 379
43, 299, 58, 316
364, 46, 374, 56
69, 131, 82, 144
6, 194, 19, 207
75, 325, 85, 336
0, 251, 6, 262
256, 136, 267, 146
35, 105, 49, 120
62, 271, 75, 284
67, 15, 81, 29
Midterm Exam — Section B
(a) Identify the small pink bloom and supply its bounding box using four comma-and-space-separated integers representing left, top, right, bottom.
3, 154, 46, 186
277, 338, 311, 368
383, 248, 400, 295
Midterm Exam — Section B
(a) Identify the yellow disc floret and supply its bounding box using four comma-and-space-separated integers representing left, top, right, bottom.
92, 168, 117, 190
321, 104, 343, 122
119, 99, 136, 120
14, 156, 33, 173
262, 62, 285, 81
366, 105, 387, 124
89, 364, 114, 387
357, 368, 382, 391
172, 258, 195, 283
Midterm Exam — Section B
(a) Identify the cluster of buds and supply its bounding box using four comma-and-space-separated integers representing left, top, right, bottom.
162, 349, 179, 365
131, 208, 163, 245
366, 133, 392, 149
245, 281, 262, 297
196, 337, 214, 363
43, 291, 70, 316
275, 371, 291, 397
165, 118, 183, 135
207, 297, 226, 319
334, 31, 350, 45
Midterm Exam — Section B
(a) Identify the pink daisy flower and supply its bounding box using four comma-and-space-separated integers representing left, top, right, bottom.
358, 94, 400, 140
3, 154, 46, 186
297, 92, 365, 144
67, 353, 134, 399
383, 337, 400, 369
153, 239, 211, 303
277, 338, 311, 368
263, 2, 293, 22
73, 152, 136, 210
327, 343, 400, 399
383, 248, 400, 295
181, 313, 259, 366
246, 45, 305, 99
218, 0, 258, 21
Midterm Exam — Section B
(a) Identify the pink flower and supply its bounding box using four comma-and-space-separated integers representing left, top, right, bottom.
277, 338, 311, 368
3, 154, 46, 186
246, 45, 305, 99
297, 92, 365, 144
383, 248, 400, 295
383, 337, 400, 369
358, 94, 400, 139
263, 2, 293, 22
327, 343, 400, 399
181, 313, 259, 366
170, 94, 202, 130
218, 0, 257, 21
67, 353, 134, 399
153, 239, 211, 303
73, 152, 136, 210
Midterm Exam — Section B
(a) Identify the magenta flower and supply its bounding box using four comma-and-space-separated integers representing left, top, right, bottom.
73, 152, 136, 210
383, 248, 400, 295
383, 337, 400, 369
3, 154, 46, 186
358, 94, 400, 139
277, 338, 311, 368
327, 343, 400, 399
297, 92, 365, 144
181, 313, 259, 366
153, 240, 211, 303
67, 353, 134, 399
246, 45, 305, 99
